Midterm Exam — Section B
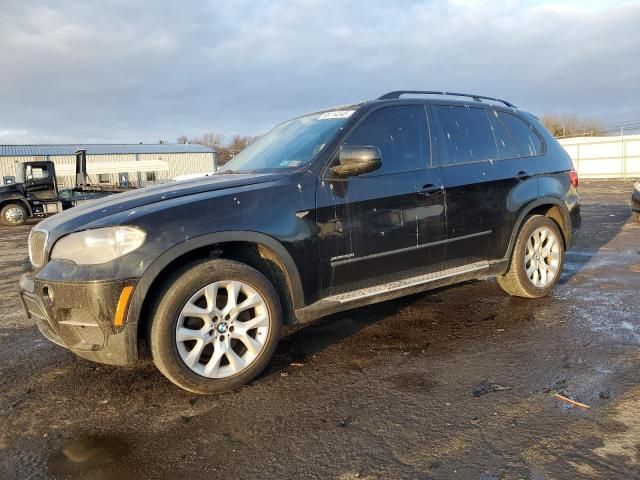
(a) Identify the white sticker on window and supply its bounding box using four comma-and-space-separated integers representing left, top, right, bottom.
317, 110, 355, 120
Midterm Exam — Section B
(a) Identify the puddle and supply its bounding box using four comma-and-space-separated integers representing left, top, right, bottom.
48, 435, 129, 478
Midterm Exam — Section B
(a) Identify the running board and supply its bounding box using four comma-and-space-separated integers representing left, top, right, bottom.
295, 261, 492, 323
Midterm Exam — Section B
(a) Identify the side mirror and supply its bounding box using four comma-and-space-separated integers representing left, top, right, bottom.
331, 146, 382, 178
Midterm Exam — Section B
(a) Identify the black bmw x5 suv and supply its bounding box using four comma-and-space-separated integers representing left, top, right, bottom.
20, 91, 580, 394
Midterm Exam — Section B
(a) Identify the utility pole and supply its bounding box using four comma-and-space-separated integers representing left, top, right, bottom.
621, 126, 626, 179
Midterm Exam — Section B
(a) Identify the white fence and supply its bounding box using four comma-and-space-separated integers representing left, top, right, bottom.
558, 134, 640, 179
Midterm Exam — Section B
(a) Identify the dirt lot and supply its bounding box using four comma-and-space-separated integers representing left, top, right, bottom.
0, 180, 639, 480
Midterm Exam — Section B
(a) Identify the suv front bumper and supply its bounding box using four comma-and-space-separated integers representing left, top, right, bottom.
19, 273, 139, 366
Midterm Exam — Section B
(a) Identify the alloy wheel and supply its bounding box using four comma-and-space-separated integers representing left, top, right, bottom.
524, 226, 560, 288
175, 280, 270, 378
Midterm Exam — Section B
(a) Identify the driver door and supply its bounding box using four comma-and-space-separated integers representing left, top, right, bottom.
316, 104, 447, 295
24, 162, 58, 201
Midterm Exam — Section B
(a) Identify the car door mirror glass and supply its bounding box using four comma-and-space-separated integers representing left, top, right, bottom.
331, 146, 382, 178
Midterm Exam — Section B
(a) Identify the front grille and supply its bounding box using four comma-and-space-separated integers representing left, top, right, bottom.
28, 229, 48, 268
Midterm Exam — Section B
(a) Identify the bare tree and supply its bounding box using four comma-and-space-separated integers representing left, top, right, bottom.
172, 131, 260, 165
540, 114, 606, 138
190, 132, 225, 150
228, 135, 258, 153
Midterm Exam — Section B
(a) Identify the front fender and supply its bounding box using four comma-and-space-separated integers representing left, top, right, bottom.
125, 230, 305, 326
0, 194, 32, 215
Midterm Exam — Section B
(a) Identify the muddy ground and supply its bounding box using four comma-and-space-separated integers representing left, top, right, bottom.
0, 180, 639, 480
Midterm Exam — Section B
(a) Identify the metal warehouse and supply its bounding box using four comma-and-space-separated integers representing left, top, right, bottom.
0, 144, 216, 187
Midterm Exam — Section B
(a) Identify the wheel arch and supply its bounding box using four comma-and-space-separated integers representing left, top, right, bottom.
129, 231, 305, 344
0, 197, 32, 216
502, 197, 572, 269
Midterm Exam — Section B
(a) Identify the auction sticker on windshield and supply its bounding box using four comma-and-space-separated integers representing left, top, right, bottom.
317, 110, 355, 120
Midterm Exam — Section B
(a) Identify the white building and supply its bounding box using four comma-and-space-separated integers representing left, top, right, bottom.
0, 144, 216, 187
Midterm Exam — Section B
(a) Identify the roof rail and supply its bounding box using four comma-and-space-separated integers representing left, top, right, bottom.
378, 90, 516, 108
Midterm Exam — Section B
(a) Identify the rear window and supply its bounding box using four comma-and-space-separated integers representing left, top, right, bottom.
496, 111, 542, 157
488, 110, 521, 160
433, 105, 497, 164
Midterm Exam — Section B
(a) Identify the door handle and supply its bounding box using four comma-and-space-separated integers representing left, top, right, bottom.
418, 184, 443, 196
516, 170, 531, 180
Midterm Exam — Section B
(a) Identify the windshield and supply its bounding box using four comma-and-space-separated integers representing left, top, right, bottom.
219, 110, 355, 173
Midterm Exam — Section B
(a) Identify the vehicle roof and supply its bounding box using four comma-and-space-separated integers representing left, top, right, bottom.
309, 93, 522, 119
362, 97, 520, 112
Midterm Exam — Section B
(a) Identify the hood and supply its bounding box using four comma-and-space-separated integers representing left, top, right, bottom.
39, 172, 283, 233
0, 182, 24, 195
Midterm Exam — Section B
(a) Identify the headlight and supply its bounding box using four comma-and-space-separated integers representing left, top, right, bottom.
50, 226, 146, 265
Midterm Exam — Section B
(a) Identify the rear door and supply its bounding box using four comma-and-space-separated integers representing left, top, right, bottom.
431, 104, 540, 263
316, 104, 447, 294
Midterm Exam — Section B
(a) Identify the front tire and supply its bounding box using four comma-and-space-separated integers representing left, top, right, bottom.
149, 259, 282, 394
497, 215, 565, 298
1, 203, 27, 226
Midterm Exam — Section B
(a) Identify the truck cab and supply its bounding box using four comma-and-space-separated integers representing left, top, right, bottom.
0, 160, 63, 225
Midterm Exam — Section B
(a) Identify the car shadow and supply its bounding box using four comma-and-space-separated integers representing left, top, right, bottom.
266, 294, 421, 373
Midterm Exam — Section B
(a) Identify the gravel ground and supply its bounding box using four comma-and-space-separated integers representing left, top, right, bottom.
1, 180, 639, 480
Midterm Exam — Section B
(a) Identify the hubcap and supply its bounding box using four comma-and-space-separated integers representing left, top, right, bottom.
175, 280, 269, 378
524, 226, 560, 288
5, 207, 25, 224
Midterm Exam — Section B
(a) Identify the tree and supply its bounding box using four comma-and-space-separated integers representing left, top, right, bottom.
228, 135, 258, 153
191, 132, 225, 150
172, 131, 259, 165
540, 114, 606, 138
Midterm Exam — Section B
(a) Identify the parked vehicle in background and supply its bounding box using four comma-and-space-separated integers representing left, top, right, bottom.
19, 90, 581, 394
0, 150, 132, 226
632, 181, 640, 220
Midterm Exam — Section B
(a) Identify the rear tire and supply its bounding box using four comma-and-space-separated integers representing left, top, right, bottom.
497, 215, 565, 298
1, 203, 27, 226
149, 259, 282, 394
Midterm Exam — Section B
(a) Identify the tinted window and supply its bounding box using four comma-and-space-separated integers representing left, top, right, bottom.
497, 111, 542, 156
344, 105, 428, 175
488, 110, 521, 159
434, 105, 497, 164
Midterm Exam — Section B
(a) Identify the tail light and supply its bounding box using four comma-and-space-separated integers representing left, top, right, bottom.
568, 168, 579, 188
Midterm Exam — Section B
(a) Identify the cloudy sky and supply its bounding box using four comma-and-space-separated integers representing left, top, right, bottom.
1, 0, 639, 144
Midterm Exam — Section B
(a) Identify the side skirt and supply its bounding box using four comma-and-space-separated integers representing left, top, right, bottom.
295, 259, 508, 323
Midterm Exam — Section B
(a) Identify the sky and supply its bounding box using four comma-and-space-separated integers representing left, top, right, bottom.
0, 0, 639, 144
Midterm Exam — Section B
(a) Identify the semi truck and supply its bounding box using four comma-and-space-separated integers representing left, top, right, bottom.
0, 149, 134, 226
